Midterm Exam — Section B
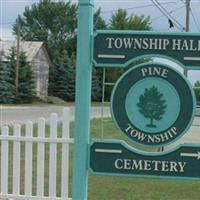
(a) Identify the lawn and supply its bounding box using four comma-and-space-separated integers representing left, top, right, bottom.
197, 108, 200, 115
88, 118, 200, 200
2, 115, 200, 200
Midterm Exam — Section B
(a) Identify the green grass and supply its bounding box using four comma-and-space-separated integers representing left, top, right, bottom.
2, 118, 200, 200
197, 108, 200, 115
89, 118, 200, 200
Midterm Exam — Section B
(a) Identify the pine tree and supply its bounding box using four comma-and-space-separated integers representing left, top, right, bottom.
137, 86, 167, 128
50, 50, 76, 101
0, 51, 15, 103
53, 50, 68, 100
17, 51, 35, 103
6, 47, 17, 89
66, 53, 76, 101
48, 50, 61, 96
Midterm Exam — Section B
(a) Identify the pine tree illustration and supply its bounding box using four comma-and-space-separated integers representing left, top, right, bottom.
137, 86, 167, 128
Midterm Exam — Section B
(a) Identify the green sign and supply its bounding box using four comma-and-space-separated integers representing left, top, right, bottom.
90, 141, 200, 180
111, 62, 196, 147
93, 30, 200, 69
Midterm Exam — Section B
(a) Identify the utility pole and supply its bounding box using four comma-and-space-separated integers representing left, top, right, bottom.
184, 0, 191, 77
16, 24, 20, 95
185, 0, 191, 32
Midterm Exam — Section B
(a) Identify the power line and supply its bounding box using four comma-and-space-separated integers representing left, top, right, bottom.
151, 5, 185, 21
101, 2, 176, 14
153, 0, 184, 31
154, 0, 184, 29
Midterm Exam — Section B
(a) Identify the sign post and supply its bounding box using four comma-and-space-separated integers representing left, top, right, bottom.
72, 2, 200, 198
72, 0, 93, 199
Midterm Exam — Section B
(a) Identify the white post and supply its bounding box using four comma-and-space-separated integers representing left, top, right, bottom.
1, 126, 9, 195
13, 124, 21, 195
25, 121, 33, 196
36, 118, 45, 197
49, 113, 58, 197
61, 108, 70, 197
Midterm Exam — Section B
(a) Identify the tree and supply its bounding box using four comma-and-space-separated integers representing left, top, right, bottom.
194, 81, 200, 103
5, 47, 35, 103
49, 50, 76, 101
137, 86, 167, 128
66, 52, 76, 101
110, 9, 152, 30
17, 51, 35, 103
13, 0, 77, 98
52, 50, 72, 101
94, 8, 107, 30
13, 1, 107, 100
0, 51, 15, 103
13, 0, 77, 56
5, 47, 17, 101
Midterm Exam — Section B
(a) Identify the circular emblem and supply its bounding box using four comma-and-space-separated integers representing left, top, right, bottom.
111, 62, 196, 147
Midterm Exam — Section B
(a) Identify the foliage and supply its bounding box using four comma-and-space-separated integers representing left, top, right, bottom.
110, 9, 152, 30
194, 81, 200, 103
13, 0, 107, 101
13, 2, 153, 102
49, 50, 76, 101
13, 0, 77, 56
66, 52, 76, 101
94, 8, 107, 30
137, 86, 167, 127
4, 47, 35, 104
16, 51, 35, 103
0, 51, 15, 103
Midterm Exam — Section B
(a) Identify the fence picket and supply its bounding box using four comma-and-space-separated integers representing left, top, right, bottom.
61, 108, 70, 197
49, 113, 58, 197
1, 126, 9, 195
0, 108, 72, 200
13, 124, 21, 195
25, 121, 33, 196
36, 118, 45, 197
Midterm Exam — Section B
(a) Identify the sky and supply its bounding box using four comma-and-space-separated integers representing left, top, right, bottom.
0, 0, 200, 84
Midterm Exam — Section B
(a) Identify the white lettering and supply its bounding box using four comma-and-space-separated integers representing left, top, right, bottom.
172, 39, 181, 50
123, 38, 134, 49
144, 160, 152, 171
132, 160, 143, 170
114, 159, 123, 169
114, 159, 187, 173
106, 37, 115, 49
178, 162, 187, 172
140, 67, 168, 78
114, 38, 123, 49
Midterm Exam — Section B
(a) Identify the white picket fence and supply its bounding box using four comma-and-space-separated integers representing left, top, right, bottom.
0, 108, 73, 200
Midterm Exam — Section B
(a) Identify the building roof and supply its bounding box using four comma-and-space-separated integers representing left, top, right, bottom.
0, 41, 45, 62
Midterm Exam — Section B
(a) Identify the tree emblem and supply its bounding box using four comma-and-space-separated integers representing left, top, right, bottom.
137, 86, 167, 128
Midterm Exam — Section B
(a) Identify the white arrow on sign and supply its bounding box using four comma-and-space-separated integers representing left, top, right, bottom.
180, 152, 200, 159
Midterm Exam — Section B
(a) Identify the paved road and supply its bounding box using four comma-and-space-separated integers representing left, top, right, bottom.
0, 106, 111, 126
